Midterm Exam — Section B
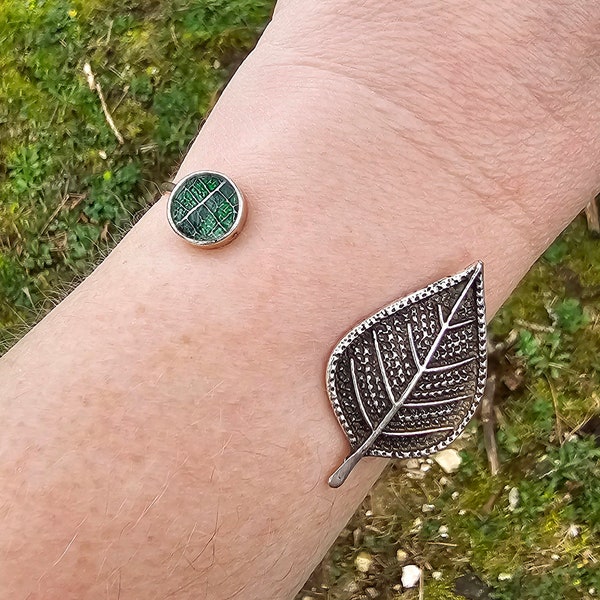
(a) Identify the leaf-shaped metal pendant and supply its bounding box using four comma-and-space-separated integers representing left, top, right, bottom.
327, 262, 487, 487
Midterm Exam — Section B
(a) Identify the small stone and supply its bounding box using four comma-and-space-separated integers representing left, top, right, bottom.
365, 587, 379, 598
401, 565, 421, 589
342, 579, 360, 594
508, 487, 519, 511
438, 525, 449, 538
422, 503, 435, 513
567, 524, 580, 537
98, 150, 107, 159
393, 584, 402, 591
396, 549, 409, 563
498, 573, 512, 581
551, 554, 560, 561
454, 573, 492, 599
439, 476, 449, 486
365, 510, 373, 517
432, 571, 443, 580
355, 551, 373, 573
406, 459, 420, 470
459, 509, 466, 516
589, 587, 595, 595
434, 448, 462, 473
420, 463, 432, 472
502, 368, 524, 391
452, 491, 460, 500
410, 517, 423, 534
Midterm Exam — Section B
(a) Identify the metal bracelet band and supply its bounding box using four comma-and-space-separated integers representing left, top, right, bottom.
164, 179, 486, 488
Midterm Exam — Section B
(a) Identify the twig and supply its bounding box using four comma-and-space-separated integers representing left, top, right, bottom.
481, 372, 500, 476
427, 541, 458, 547
481, 489, 501, 514
488, 329, 519, 354
112, 84, 130, 113
514, 319, 555, 333
83, 63, 124, 145
585, 195, 600, 234
419, 567, 424, 600
39, 179, 70, 235
545, 375, 564, 444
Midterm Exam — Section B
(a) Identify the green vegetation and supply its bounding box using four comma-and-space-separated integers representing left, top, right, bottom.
0, 0, 273, 349
1, 3, 598, 600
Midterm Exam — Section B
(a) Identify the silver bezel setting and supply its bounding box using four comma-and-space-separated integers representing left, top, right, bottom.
166, 170, 247, 248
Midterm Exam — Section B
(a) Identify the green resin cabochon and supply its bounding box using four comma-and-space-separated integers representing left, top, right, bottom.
168, 172, 242, 245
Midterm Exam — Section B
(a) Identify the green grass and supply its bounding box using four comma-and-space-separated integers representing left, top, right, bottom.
0, 0, 274, 349
1, 3, 599, 600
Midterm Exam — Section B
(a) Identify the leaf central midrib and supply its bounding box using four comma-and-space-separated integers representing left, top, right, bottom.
360, 267, 480, 451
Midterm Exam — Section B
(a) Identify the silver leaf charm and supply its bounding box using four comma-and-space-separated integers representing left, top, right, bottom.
327, 262, 487, 487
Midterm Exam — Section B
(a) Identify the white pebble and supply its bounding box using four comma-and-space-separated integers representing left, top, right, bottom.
498, 573, 512, 581
355, 551, 373, 573
567, 524, 579, 537
508, 487, 520, 511
438, 525, 449, 538
439, 476, 449, 486
405, 459, 420, 470
551, 554, 560, 561
401, 565, 421, 589
451, 491, 460, 500
420, 463, 432, 472
434, 448, 462, 473
422, 503, 435, 513
432, 571, 442, 580
458, 509, 466, 516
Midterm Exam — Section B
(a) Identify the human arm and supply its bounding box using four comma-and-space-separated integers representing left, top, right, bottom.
1, 1, 599, 598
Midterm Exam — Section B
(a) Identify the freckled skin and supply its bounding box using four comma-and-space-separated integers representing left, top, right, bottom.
1, 1, 599, 598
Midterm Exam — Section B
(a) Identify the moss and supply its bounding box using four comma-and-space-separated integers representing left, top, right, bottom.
423, 580, 463, 600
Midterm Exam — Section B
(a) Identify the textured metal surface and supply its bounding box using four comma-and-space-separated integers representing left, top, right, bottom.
167, 171, 246, 248
327, 262, 487, 487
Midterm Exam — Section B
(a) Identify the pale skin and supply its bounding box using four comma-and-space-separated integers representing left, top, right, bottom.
1, 1, 599, 598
